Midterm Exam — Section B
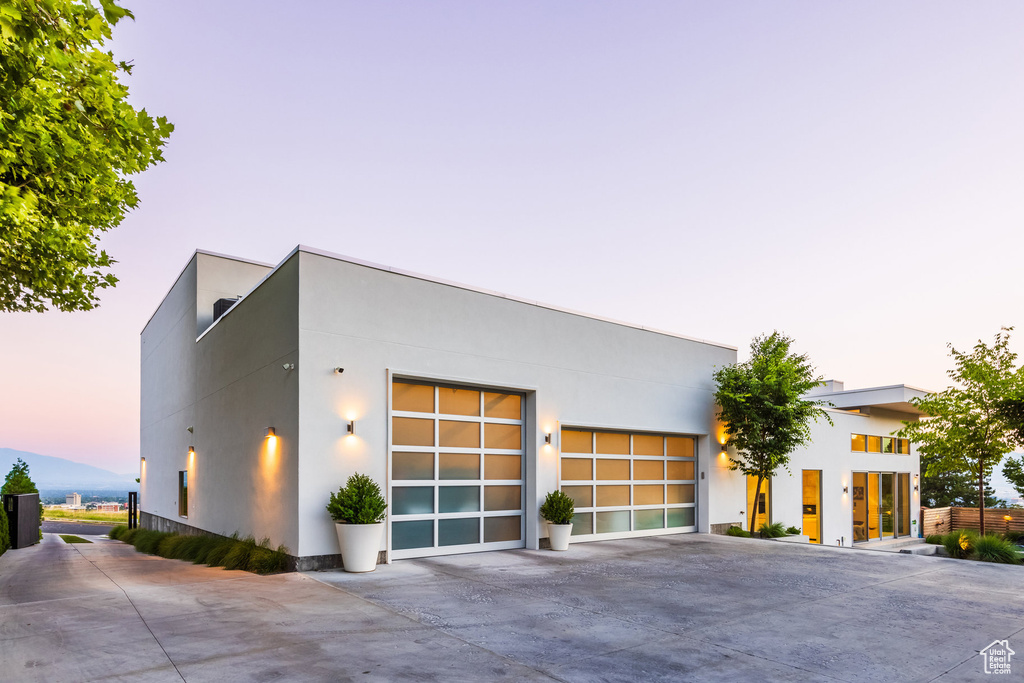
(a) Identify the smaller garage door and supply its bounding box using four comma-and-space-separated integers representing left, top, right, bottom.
560, 428, 697, 538
389, 379, 525, 559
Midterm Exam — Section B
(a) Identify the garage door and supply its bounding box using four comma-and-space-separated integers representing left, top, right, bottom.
560, 428, 697, 539
389, 379, 525, 559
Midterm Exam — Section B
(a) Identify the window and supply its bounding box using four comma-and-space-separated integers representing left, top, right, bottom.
852, 434, 911, 455
178, 470, 188, 518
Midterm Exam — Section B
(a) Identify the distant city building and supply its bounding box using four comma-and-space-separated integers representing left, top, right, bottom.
66, 492, 81, 507
96, 503, 121, 512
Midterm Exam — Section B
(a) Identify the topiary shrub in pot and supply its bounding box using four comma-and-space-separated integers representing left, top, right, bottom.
540, 490, 575, 551
327, 473, 387, 572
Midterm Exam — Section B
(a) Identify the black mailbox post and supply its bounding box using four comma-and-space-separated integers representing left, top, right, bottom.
3, 493, 40, 549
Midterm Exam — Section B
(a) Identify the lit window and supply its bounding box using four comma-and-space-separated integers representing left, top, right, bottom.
178, 470, 188, 518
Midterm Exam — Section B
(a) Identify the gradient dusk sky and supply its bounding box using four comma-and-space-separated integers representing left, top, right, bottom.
2, 2, 1024, 474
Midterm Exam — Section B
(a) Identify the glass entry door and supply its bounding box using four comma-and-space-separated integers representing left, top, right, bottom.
853, 471, 911, 543
801, 470, 821, 544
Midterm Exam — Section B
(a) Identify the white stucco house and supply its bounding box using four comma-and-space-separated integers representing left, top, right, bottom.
140, 247, 923, 569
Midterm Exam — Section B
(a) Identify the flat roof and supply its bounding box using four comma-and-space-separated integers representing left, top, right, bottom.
192, 244, 738, 351
808, 384, 930, 416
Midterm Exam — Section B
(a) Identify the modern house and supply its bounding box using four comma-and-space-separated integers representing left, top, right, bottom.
140, 247, 923, 569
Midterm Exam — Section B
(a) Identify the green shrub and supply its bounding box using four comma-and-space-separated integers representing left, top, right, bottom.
108, 524, 128, 540
120, 527, 141, 545
943, 530, 978, 559
156, 534, 188, 558
246, 543, 290, 574
0, 502, 9, 557
539, 490, 575, 525
974, 535, 1022, 564
222, 535, 257, 570
1003, 530, 1024, 544
758, 522, 787, 538
172, 535, 207, 560
785, 526, 801, 535
134, 529, 172, 554
327, 473, 388, 524
204, 538, 237, 567
189, 536, 222, 565
925, 534, 943, 545
726, 526, 751, 538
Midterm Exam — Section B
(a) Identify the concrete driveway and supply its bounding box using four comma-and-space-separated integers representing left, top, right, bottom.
0, 533, 1020, 682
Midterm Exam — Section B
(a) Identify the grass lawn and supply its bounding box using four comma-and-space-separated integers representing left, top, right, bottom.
43, 509, 128, 524
58, 535, 91, 544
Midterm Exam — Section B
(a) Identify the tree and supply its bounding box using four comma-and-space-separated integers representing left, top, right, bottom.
2, 457, 38, 495
920, 448, 1001, 508
2, 457, 41, 542
897, 329, 1024, 535
0, 0, 173, 312
714, 332, 832, 532
1003, 456, 1024, 500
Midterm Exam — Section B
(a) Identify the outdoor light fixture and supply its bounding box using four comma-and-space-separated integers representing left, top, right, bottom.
346, 420, 355, 435
282, 363, 295, 370
187, 426, 193, 434
265, 427, 276, 438
188, 446, 195, 456
544, 433, 552, 445
843, 486, 849, 494
334, 367, 345, 374
914, 474, 919, 492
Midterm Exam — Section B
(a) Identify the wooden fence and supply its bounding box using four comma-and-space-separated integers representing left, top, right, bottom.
921, 506, 1024, 537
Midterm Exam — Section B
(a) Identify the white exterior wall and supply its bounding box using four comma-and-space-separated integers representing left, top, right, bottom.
141, 252, 303, 551
712, 407, 921, 546
295, 250, 735, 559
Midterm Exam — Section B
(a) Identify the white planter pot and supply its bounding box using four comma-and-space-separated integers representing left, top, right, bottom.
335, 522, 384, 572
547, 523, 573, 551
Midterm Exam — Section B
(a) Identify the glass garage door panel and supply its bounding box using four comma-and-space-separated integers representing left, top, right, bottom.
561, 428, 697, 539
390, 380, 525, 559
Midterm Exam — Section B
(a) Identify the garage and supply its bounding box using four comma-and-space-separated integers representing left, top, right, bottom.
560, 428, 697, 539
389, 379, 526, 559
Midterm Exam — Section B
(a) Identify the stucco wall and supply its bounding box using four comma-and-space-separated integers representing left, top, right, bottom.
713, 407, 921, 546
295, 250, 736, 558
140, 252, 298, 551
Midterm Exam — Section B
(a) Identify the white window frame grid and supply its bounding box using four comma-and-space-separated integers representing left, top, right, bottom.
389, 381, 525, 560
559, 428, 698, 543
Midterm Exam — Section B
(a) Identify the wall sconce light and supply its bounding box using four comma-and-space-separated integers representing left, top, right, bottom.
141, 457, 146, 465
265, 427, 276, 438
544, 433, 552, 445
187, 426, 193, 434
188, 445, 195, 456
346, 420, 355, 435
913, 474, 919, 492
334, 367, 345, 374
843, 486, 849, 494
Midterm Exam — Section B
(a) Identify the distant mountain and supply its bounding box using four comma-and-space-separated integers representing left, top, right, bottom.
0, 448, 137, 491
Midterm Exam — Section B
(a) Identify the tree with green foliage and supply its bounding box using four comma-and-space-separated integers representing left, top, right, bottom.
1, 0, 173, 312
2, 457, 38, 495
714, 332, 832, 532
920, 448, 1002, 508
1002, 456, 1024, 500
897, 329, 1024, 535
2, 457, 41, 544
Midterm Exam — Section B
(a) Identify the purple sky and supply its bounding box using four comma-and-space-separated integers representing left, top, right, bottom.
3, 2, 1024, 473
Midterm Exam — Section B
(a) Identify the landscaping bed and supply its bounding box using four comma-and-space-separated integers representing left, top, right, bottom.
108, 526, 290, 574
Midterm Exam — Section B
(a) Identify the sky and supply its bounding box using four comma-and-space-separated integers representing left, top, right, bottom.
2, 2, 1024, 475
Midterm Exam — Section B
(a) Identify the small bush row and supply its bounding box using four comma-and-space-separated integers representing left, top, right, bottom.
939, 529, 1021, 564
109, 526, 290, 574
726, 522, 803, 539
